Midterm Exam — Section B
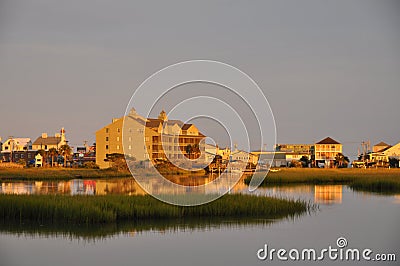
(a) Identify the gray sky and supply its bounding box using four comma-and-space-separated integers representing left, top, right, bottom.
1, 0, 399, 159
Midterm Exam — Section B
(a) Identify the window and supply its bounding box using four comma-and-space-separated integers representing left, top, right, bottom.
117, 128, 120, 133
116, 145, 120, 150
117, 137, 120, 141
106, 145, 109, 150
106, 137, 109, 141
128, 145, 132, 150
106, 128, 109, 133
128, 137, 131, 142
21, 154, 24, 158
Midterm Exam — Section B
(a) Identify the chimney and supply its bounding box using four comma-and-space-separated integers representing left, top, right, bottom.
41, 133, 48, 139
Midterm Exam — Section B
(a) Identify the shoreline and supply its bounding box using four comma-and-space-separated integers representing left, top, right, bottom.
245, 168, 400, 193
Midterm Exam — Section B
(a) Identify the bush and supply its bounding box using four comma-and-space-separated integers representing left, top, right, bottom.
83, 162, 99, 169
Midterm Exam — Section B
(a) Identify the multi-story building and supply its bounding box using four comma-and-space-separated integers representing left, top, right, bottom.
383, 142, 400, 159
32, 128, 67, 151
96, 108, 206, 169
314, 137, 342, 167
275, 143, 313, 153
230, 149, 259, 165
1, 137, 35, 163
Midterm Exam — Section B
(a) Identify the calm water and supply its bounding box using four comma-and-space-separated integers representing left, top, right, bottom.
0, 178, 399, 266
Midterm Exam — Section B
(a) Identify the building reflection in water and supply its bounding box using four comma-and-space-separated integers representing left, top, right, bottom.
1, 178, 346, 204
314, 185, 343, 204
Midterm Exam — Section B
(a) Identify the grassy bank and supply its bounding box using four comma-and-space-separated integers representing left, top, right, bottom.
245, 168, 400, 193
0, 194, 311, 225
0, 168, 131, 181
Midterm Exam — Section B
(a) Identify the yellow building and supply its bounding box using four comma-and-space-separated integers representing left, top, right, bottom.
96, 108, 206, 169
32, 128, 67, 151
314, 137, 342, 168
2, 137, 32, 151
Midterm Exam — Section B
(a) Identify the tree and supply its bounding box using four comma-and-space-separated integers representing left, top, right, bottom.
289, 160, 302, 168
185, 144, 192, 159
59, 144, 72, 167
389, 157, 399, 168
48, 148, 58, 167
335, 153, 350, 168
106, 153, 128, 172
299, 156, 310, 168
191, 143, 201, 159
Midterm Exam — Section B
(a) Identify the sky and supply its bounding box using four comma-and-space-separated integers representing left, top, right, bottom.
0, 0, 399, 159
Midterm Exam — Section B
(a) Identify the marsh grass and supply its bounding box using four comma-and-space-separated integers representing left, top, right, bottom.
0, 194, 311, 225
245, 168, 400, 193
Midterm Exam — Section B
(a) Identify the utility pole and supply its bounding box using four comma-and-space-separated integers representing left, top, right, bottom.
9, 136, 14, 163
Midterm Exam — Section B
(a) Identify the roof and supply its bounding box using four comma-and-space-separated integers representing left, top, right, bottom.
33, 136, 61, 146
145, 119, 163, 128
166, 120, 184, 127
5, 138, 31, 146
316, 137, 340, 145
374, 141, 389, 147
181, 124, 193, 130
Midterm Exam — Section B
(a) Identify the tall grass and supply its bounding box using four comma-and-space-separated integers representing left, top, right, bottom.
0, 194, 311, 225
245, 168, 400, 193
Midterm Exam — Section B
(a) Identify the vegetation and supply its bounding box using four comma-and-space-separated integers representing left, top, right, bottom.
0, 194, 312, 225
48, 147, 58, 167
245, 168, 400, 193
389, 158, 399, 168
334, 153, 350, 168
106, 153, 130, 172
59, 144, 72, 167
299, 156, 310, 168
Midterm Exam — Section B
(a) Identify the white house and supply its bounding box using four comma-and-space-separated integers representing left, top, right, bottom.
230, 149, 259, 165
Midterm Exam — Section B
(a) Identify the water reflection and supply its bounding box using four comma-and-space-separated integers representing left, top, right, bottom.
314, 185, 342, 204
1, 178, 399, 206
0, 218, 277, 241
0, 174, 245, 196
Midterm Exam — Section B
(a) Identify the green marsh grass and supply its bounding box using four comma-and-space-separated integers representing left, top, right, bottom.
0, 194, 311, 225
245, 168, 400, 193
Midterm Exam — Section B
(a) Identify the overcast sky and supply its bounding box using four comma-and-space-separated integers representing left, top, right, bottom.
0, 0, 399, 159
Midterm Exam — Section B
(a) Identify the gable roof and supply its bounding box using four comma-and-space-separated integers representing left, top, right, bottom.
145, 119, 163, 128
181, 124, 193, 130
316, 137, 340, 145
33, 136, 61, 146
5, 138, 31, 146
374, 141, 389, 147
